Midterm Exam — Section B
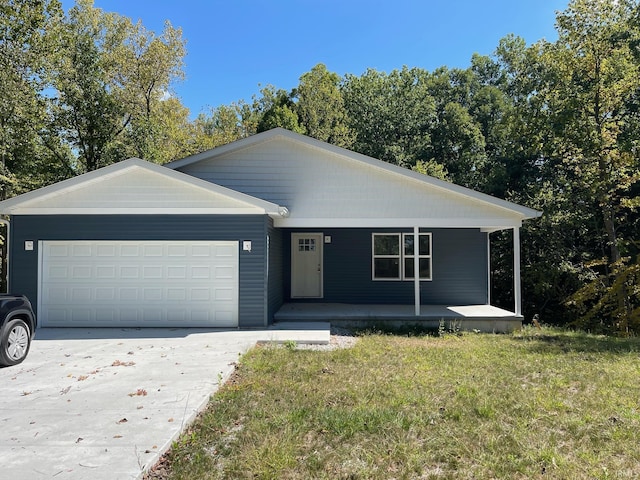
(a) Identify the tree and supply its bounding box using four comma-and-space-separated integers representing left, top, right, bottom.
256, 87, 304, 134
295, 64, 354, 148
109, 17, 186, 163
342, 66, 435, 167
544, 0, 640, 333
48, 0, 186, 171
0, 0, 66, 196
493, 1, 640, 333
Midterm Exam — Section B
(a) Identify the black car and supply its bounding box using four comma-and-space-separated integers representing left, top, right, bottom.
0, 294, 36, 367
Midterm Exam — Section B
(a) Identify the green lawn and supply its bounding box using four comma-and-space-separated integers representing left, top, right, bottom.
147, 328, 640, 479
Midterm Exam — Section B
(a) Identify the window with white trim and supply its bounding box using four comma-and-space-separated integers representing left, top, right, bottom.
372, 233, 432, 281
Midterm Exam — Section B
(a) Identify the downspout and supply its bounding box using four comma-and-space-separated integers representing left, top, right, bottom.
0, 217, 9, 293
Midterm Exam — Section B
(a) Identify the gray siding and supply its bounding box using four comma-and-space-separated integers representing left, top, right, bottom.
283, 228, 488, 305
267, 218, 283, 322
9, 215, 270, 327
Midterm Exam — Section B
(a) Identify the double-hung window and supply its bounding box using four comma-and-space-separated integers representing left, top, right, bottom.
372, 233, 432, 281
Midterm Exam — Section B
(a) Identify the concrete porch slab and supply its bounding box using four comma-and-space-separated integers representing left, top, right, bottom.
274, 303, 522, 333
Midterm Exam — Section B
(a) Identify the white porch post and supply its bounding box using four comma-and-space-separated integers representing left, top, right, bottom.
487, 232, 491, 305
414, 226, 420, 316
513, 226, 522, 316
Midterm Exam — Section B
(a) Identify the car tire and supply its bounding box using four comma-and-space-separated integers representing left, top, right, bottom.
0, 318, 31, 367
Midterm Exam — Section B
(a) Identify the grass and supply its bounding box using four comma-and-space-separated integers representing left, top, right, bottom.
148, 327, 640, 479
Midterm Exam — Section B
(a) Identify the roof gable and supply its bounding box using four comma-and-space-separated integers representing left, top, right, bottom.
0, 158, 283, 215
167, 129, 541, 229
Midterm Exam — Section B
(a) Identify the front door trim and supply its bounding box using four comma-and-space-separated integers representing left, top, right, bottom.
291, 232, 323, 299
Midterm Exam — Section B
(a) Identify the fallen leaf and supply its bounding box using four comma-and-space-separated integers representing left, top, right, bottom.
167, 418, 174, 423
113, 435, 123, 439
112, 360, 135, 367
77, 375, 88, 381
127, 388, 147, 397
117, 418, 128, 424
76, 437, 83, 443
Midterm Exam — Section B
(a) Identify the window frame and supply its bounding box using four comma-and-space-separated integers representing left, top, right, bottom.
371, 232, 432, 281
371, 233, 402, 281
401, 233, 432, 281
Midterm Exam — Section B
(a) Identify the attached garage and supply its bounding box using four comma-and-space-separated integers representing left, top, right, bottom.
39, 240, 239, 327
0, 159, 286, 328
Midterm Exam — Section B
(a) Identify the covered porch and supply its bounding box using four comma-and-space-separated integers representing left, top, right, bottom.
274, 303, 522, 333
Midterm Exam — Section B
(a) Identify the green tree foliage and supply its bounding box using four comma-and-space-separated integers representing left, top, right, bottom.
412, 159, 449, 181
256, 87, 304, 134
540, 0, 640, 333
0, 0, 66, 195
48, 0, 186, 171
295, 64, 354, 148
255, 65, 354, 146
487, 0, 640, 334
342, 66, 435, 168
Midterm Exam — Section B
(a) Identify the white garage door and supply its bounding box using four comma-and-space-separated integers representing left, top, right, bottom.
39, 240, 239, 327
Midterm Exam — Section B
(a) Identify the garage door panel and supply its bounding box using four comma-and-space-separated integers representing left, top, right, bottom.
71, 265, 92, 278
97, 244, 116, 256
40, 240, 239, 327
96, 265, 116, 278
191, 266, 211, 279
167, 266, 186, 279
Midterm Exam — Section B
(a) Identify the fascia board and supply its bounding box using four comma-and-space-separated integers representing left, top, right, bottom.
7, 207, 268, 215
273, 217, 525, 229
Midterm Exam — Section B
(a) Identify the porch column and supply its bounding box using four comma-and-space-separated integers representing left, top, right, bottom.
414, 226, 420, 316
487, 232, 491, 305
513, 226, 522, 316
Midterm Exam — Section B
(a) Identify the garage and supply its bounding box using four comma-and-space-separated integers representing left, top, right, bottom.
39, 240, 239, 327
0, 158, 284, 328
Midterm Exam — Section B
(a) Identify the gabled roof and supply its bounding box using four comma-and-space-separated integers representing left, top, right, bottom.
166, 128, 542, 229
0, 158, 284, 216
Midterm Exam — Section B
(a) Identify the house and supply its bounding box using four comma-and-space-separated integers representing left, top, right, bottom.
0, 128, 541, 331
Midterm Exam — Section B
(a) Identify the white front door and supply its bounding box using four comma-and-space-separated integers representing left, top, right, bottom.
291, 233, 323, 298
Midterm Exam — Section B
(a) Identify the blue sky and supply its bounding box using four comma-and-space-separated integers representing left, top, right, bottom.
64, 1, 569, 118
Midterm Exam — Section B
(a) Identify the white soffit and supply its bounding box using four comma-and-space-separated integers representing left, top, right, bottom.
0, 158, 282, 215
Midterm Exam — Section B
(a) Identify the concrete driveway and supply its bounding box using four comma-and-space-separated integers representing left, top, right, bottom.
0, 325, 328, 479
